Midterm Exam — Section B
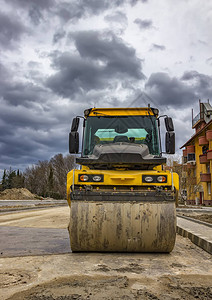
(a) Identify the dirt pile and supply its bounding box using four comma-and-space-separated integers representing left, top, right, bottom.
6, 274, 212, 300
188, 214, 212, 224
0, 188, 39, 200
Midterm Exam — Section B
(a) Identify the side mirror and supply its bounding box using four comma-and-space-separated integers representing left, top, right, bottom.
166, 132, 175, 154
165, 117, 174, 132
69, 131, 79, 153
71, 117, 80, 132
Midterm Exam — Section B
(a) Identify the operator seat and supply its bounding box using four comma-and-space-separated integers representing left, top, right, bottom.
113, 136, 129, 143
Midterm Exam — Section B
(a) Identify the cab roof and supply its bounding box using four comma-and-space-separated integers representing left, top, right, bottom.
84, 107, 158, 117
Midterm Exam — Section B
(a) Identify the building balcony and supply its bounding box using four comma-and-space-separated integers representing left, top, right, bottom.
207, 150, 212, 160
187, 145, 195, 153
198, 136, 209, 146
200, 173, 211, 182
206, 130, 212, 141
192, 112, 201, 128
199, 154, 209, 164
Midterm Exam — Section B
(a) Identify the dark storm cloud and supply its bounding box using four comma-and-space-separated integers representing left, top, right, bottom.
0, 11, 28, 49
145, 71, 212, 108
47, 31, 144, 98
73, 31, 143, 78
181, 71, 212, 96
46, 54, 106, 98
0, 62, 49, 106
151, 44, 166, 51
0, 59, 51, 106
0, 95, 70, 171
3, 83, 48, 106
145, 72, 196, 107
134, 18, 153, 30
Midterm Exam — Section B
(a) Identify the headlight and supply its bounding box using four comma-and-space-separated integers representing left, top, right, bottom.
142, 175, 167, 183
79, 175, 89, 181
92, 175, 102, 182
144, 176, 153, 182
157, 176, 166, 183
78, 174, 103, 182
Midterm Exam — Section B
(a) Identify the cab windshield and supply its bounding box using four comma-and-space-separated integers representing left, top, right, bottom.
83, 115, 160, 156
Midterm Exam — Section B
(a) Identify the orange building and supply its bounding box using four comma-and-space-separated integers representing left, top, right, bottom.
181, 101, 212, 206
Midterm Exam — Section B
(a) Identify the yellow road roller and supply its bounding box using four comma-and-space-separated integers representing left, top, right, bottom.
67, 107, 179, 252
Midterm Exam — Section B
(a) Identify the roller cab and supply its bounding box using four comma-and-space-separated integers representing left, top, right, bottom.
67, 107, 178, 252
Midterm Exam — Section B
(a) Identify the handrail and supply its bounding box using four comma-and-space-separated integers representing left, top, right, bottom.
192, 110, 209, 127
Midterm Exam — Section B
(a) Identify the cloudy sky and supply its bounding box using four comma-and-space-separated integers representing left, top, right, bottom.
0, 0, 212, 175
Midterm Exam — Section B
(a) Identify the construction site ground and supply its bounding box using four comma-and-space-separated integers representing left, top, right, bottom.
0, 206, 212, 300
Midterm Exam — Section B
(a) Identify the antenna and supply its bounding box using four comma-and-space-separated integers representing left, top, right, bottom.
192, 108, 193, 125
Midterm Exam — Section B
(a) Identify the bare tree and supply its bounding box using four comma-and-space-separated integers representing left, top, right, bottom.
24, 154, 76, 199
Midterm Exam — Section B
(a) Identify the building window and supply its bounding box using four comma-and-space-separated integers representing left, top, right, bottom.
208, 182, 211, 195
206, 164, 210, 174
202, 146, 208, 154
187, 153, 195, 162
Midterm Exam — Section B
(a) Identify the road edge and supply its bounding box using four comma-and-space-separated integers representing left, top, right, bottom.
177, 225, 212, 255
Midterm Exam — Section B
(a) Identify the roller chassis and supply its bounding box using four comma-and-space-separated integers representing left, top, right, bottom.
70, 189, 175, 202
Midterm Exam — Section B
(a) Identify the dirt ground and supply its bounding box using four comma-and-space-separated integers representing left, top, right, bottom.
0, 207, 212, 300
0, 206, 69, 229
177, 208, 212, 224
186, 214, 212, 224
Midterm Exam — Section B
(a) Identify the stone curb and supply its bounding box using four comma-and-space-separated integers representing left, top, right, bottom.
177, 225, 212, 255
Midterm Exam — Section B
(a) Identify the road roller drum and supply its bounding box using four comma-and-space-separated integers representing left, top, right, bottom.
69, 200, 176, 252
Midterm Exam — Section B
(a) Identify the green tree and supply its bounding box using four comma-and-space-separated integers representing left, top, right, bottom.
7, 168, 16, 189
2, 169, 7, 190
11, 170, 25, 188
